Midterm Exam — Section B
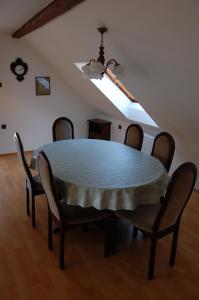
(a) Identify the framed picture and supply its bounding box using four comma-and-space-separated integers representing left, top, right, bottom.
35, 76, 50, 95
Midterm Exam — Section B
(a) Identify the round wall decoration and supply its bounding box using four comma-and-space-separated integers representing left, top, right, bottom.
10, 58, 28, 81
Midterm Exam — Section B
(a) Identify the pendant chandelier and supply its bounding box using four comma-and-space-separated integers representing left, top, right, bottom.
82, 27, 124, 80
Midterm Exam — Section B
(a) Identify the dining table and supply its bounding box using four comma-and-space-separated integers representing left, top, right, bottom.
30, 139, 168, 211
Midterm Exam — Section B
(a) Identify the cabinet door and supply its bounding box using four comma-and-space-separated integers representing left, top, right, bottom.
88, 121, 111, 140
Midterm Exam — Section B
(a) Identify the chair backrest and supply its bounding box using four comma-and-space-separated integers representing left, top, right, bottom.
37, 151, 61, 221
124, 124, 144, 151
151, 132, 175, 172
52, 117, 74, 142
14, 132, 33, 186
154, 162, 197, 232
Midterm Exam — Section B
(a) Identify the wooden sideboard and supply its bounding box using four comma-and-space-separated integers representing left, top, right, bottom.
88, 119, 111, 140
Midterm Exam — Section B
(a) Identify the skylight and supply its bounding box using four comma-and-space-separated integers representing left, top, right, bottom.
106, 68, 136, 103
75, 63, 158, 128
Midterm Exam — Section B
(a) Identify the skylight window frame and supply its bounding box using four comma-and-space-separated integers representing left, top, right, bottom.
105, 69, 137, 103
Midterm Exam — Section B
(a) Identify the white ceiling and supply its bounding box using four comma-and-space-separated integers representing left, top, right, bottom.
0, 0, 51, 33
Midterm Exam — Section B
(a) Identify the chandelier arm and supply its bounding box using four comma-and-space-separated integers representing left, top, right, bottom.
107, 59, 118, 65
102, 59, 117, 74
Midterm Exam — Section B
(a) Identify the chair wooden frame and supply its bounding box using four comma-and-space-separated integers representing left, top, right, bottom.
37, 151, 116, 269
124, 124, 144, 151
52, 117, 74, 142
132, 162, 197, 279
14, 132, 44, 227
151, 132, 175, 172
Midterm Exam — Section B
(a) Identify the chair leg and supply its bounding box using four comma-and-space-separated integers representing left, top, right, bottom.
82, 223, 88, 232
104, 216, 118, 257
53, 227, 60, 234
169, 224, 180, 266
31, 192, 36, 228
25, 181, 30, 216
104, 217, 114, 258
132, 226, 138, 238
148, 237, 157, 280
104, 229, 111, 258
110, 216, 118, 255
48, 209, 53, 250
142, 231, 148, 239
59, 225, 65, 270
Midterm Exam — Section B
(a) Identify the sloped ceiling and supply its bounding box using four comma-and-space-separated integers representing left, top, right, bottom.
23, 0, 199, 139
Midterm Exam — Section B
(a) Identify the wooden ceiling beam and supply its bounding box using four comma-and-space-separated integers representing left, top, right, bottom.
12, 0, 86, 38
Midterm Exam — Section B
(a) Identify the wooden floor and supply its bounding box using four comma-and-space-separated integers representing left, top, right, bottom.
0, 153, 199, 300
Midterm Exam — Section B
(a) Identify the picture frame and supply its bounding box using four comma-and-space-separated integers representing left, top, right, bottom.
35, 76, 50, 96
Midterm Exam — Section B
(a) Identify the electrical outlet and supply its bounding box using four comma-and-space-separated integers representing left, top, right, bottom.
1, 124, 6, 129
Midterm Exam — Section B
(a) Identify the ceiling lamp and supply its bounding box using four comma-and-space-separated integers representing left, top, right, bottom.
82, 27, 124, 80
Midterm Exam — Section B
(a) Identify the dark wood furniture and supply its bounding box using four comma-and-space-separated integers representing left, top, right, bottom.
12, 0, 86, 38
52, 117, 74, 142
14, 132, 44, 227
116, 162, 197, 280
151, 132, 175, 172
88, 119, 111, 140
124, 123, 144, 151
37, 151, 116, 270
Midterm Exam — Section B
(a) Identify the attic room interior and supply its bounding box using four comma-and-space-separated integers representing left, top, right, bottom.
0, 0, 199, 299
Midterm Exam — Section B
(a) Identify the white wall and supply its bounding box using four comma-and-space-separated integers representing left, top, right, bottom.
99, 114, 199, 189
99, 113, 158, 143
0, 34, 98, 154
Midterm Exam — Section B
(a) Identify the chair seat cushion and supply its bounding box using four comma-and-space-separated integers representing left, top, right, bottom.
60, 200, 113, 225
32, 175, 44, 195
116, 204, 161, 233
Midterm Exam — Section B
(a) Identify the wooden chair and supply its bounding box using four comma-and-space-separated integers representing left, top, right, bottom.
52, 117, 74, 141
14, 132, 44, 227
37, 151, 115, 269
124, 124, 144, 151
151, 132, 175, 172
116, 162, 197, 279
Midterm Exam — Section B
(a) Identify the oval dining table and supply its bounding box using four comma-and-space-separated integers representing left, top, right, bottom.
30, 139, 168, 211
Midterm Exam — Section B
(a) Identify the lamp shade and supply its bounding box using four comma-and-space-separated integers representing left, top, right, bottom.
82, 61, 105, 79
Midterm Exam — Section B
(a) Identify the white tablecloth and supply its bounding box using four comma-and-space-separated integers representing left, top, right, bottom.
31, 139, 168, 210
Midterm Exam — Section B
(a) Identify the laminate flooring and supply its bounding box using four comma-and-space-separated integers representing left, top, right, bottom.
0, 153, 199, 300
